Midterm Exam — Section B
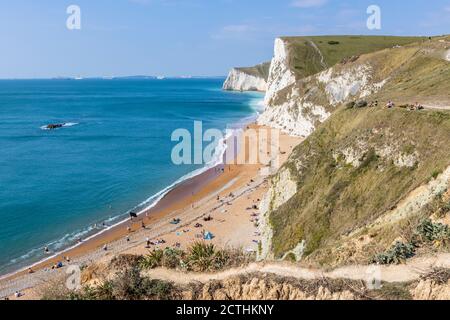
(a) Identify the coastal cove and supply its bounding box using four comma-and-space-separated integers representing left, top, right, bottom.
2, 33, 449, 301
0, 78, 264, 276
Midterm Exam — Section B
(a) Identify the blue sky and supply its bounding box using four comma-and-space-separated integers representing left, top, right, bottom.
0, 0, 449, 78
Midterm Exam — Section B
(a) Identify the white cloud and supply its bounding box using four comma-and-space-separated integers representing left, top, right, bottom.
222, 24, 252, 33
210, 24, 257, 40
291, 0, 328, 8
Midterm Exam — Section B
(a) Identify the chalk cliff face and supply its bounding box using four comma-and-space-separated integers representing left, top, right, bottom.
223, 68, 267, 92
264, 38, 297, 106
223, 62, 271, 92
257, 38, 388, 137
258, 167, 297, 260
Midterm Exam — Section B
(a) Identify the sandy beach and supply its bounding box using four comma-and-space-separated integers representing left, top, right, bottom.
0, 123, 303, 299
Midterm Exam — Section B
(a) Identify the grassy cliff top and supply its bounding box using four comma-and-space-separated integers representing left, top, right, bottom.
280, 35, 426, 79
235, 61, 271, 80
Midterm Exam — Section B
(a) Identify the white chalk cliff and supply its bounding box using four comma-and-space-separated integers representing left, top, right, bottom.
223, 68, 267, 92
264, 38, 297, 106
257, 38, 389, 137
255, 38, 391, 258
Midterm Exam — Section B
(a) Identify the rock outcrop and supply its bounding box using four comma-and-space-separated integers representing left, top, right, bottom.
257, 38, 391, 137
412, 279, 450, 300
264, 38, 297, 106
258, 168, 297, 260
183, 272, 450, 300
185, 274, 358, 300
223, 62, 270, 92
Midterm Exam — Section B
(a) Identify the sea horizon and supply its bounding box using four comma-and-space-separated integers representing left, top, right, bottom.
0, 76, 228, 81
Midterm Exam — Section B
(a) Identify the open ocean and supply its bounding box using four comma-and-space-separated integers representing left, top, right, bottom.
0, 78, 263, 275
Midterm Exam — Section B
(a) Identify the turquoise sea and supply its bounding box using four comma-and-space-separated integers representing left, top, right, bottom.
0, 78, 263, 275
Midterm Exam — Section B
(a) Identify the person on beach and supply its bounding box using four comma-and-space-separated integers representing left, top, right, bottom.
103, 244, 108, 251
126, 236, 130, 242
129, 211, 138, 220
141, 221, 146, 229
146, 237, 151, 248
127, 226, 132, 233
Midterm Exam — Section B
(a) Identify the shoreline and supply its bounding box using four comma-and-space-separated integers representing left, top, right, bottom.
0, 91, 265, 279
0, 163, 224, 280
0, 121, 303, 299
0, 95, 264, 279
0, 115, 249, 280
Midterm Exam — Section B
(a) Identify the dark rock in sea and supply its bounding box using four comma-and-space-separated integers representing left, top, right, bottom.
46, 124, 64, 130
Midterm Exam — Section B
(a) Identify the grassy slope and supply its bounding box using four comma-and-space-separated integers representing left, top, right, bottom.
265, 36, 450, 263
373, 47, 450, 105
281, 35, 425, 79
270, 107, 450, 260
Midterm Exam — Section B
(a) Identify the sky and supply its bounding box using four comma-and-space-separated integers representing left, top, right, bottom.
0, 0, 449, 78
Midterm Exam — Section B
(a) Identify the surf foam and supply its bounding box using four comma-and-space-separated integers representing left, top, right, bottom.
40, 122, 79, 130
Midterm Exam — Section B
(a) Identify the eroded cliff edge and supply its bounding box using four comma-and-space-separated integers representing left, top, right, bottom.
223, 62, 270, 92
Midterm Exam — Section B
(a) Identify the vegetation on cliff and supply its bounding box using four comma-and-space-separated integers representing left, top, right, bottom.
281, 35, 425, 79
269, 106, 450, 263
235, 61, 271, 81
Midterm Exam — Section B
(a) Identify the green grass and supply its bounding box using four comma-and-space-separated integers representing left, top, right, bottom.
236, 61, 271, 80
269, 107, 450, 260
281, 35, 425, 79
139, 242, 255, 272
373, 54, 450, 104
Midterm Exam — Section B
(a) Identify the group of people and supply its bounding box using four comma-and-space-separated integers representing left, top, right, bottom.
386, 100, 395, 108
407, 102, 425, 111
385, 100, 424, 110
145, 237, 166, 248
214, 167, 226, 174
